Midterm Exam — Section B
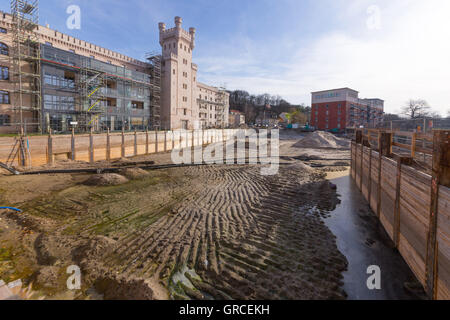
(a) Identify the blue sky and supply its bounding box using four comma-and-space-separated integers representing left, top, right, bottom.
1, 0, 449, 115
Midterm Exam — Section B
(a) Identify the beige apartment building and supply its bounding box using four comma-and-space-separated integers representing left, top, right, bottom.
159, 17, 229, 130
0, 4, 229, 134
0, 6, 155, 134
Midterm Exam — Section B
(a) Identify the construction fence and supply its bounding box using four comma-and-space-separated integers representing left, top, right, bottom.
378, 117, 450, 133
351, 129, 450, 300
0, 129, 242, 168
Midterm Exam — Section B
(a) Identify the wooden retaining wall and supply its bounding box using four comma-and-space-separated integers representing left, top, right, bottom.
0, 129, 240, 168
351, 129, 450, 300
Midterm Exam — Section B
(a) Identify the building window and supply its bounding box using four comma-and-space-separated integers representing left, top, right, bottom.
0, 90, 10, 104
0, 114, 10, 126
0, 27, 6, 34
183, 109, 187, 115
173, 69, 175, 75
0, 66, 9, 80
0, 43, 8, 56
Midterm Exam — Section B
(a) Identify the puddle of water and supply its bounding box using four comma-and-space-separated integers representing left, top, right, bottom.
171, 265, 201, 290
324, 173, 418, 300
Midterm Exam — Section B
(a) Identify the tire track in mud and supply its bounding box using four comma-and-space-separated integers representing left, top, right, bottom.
96, 164, 348, 300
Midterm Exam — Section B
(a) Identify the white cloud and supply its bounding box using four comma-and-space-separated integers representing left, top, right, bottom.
196, 0, 450, 115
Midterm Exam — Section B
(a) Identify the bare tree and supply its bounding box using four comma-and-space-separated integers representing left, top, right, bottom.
401, 99, 431, 119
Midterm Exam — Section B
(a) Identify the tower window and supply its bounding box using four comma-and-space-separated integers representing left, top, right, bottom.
173, 69, 176, 75
0, 66, 9, 80
0, 43, 8, 56
0, 90, 10, 104
0, 114, 10, 125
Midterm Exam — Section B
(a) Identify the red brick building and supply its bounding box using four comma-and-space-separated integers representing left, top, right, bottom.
310, 88, 384, 131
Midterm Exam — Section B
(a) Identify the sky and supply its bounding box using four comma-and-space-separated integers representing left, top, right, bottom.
1, 0, 449, 115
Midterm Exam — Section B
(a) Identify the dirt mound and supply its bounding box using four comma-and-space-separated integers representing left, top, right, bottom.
293, 131, 350, 149
118, 168, 149, 180
83, 174, 128, 186
94, 276, 156, 300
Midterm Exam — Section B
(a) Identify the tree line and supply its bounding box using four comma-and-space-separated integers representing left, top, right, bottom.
227, 90, 311, 124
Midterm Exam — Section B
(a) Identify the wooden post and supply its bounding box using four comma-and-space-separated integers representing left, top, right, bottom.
164, 131, 167, 151
155, 131, 158, 153
376, 131, 383, 218
380, 132, 392, 157
106, 128, 111, 162
71, 128, 76, 161
172, 131, 175, 150
89, 127, 94, 164
192, 130, 195, 148
368, 148, 373, 205
145, 128, 149, 155
355, 129, 362, 144
47, 129, 53, 165
134, 129, 138, 156
393, 154, 413, 248
411, 132, 417, 158
376, 131, 393, 218
121, 128, 125, 158
350, 141, 353, 178
425, 130, 450, 300
359, 143, 364, 189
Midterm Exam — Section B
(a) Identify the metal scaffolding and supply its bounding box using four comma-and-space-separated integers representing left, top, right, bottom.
216, 86, 227, 128
9, 0, 42, 133
78, 58, 107, 132
146, 51, 161, 130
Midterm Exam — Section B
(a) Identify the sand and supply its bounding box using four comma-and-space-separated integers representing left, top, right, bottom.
293, 131, 350, 149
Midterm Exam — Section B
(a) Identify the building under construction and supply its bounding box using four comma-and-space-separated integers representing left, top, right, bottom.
0, 1, 162, 134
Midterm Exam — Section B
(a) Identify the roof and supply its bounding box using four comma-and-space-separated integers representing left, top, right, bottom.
311, 87, 359, 94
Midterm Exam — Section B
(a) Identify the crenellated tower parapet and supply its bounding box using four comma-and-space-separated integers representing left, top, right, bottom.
159, 16, 195, 50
